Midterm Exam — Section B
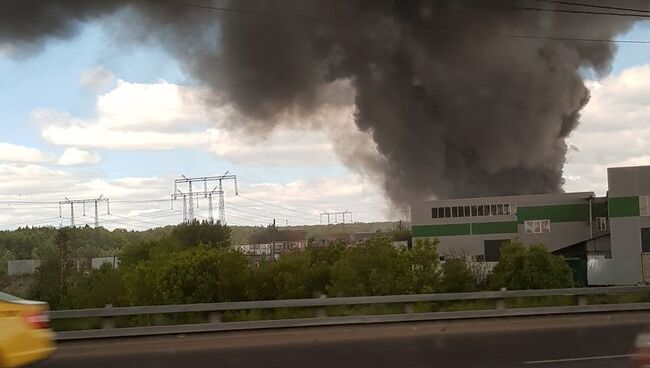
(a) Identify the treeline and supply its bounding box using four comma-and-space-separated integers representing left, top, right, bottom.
0, 221, 399, 275
23, 221, 573, 310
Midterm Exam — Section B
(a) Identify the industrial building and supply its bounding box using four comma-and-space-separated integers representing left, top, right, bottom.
411, 165, 650, 286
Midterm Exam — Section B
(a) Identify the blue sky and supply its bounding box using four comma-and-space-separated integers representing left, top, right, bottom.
0, 21, 348, 183
0, 18, 378, 229
2, 18, 650, 229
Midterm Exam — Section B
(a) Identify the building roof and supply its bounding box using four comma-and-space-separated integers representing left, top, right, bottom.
248, 229, 306, 244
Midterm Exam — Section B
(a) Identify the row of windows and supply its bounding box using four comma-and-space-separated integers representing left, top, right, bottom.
431, 204, 512, 219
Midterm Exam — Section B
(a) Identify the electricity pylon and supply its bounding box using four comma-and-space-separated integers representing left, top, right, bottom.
172, 172, 238, 223
59, 195, 110, 228
320, 210, 352, 225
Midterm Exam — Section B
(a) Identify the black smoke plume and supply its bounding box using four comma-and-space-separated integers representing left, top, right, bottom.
1, 0, 646, 206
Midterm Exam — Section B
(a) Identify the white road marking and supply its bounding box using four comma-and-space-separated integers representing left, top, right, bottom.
523, 353, 635, 364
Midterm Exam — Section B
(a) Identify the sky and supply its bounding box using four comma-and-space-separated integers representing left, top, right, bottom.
1, 17, 650, 230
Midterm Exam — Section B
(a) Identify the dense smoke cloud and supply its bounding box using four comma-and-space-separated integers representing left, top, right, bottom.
1, 0, 647, 206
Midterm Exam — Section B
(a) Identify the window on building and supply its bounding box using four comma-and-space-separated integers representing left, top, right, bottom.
458, 206, 465, 217
452, 206, 458, 217
477, 205, 484, 216
484, 239, 510, 262
464, 206, 471, 216
524, 219, 551, 234
485, 205, 491, 215
642, 228, 650, 253
490, 204, 497, 216
596, 217, 607, 231
438, 208, 445, 218
445, 207, 451, 218
641, 195, 650, 216
471, 206, 478, 216
504, 204, 511, 215
432, 208, 438, 219
497, 204, 504, 215
541, 219, 551, 232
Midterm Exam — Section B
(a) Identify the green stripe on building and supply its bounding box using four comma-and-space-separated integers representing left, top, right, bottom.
471, 221, 518, 235
591, 202, 608, 219
609, 196, 639, 217
516, 204, 589, 223
412, 221, 518, 237
412, 224, 471, 237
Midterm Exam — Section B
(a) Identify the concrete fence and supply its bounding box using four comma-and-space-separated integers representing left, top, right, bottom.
6, 257, 119, 276
50, 285, 650, 341
7, 260, 41, 276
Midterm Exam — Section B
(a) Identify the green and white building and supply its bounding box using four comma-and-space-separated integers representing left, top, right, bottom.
411, 165, 650, 286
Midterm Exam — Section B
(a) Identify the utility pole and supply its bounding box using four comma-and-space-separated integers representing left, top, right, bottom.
172, 172, 238, 223
271, 219, 276, 260
59, 195, 110, 228
320, 210, 352, 225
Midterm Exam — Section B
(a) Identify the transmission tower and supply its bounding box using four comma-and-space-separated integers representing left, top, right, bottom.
172, 172, 238, 223
59, 195, 110, 228
320, 210, 352, 225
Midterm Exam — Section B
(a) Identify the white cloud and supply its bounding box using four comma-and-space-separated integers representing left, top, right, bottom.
565, 65, 650, 195
80, 66, 115, 91
208, 129, 337, 166
36, 79, 368, 167
57, 148, 101, 166
0, 142, 54, 163
41, 120, 216, 150
94, 80, 217, 131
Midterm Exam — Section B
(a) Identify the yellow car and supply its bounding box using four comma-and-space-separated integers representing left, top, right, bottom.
0, 291, 55, 367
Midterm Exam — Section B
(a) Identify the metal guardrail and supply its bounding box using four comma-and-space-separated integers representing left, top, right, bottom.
51, 286, 650, 340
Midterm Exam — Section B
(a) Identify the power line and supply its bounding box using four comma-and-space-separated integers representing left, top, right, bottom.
107, 213, 171, 228
0, 216, 63, 229
237, 194, 320, 219
110, 198, 171, 204
528, 0, 650, 14
456, 0, 650, 19
157, 0, 650, 44
151, 0, 317, 22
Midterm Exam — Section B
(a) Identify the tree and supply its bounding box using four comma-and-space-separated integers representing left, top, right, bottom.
440, 258, 476, 293
124, 246, 251, 305
328, 238, 414, 297
28, 228, 79, 308
170, 219, 231, 249
305, 241, 347, 294
68, 263, 126, 308
490, 242, 573, 290
253, 252, 317, 300
407, 238, 440, 293
390, 220, 412, 247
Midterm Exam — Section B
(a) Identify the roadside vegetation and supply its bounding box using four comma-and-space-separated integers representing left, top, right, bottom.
0, 221, 584, 330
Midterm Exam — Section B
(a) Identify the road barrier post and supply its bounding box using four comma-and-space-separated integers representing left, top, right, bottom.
496, 288, 507, 310
208, 312, 223, 323
101, 304, 115, 329
578, 296, 588, 306
316, 294, 328, 318
404, 303, 415, 314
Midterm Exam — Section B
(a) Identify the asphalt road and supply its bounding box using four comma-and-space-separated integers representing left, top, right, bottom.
36, 312, 650, 368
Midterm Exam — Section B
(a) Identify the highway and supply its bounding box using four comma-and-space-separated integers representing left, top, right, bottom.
37, 312, 650, 368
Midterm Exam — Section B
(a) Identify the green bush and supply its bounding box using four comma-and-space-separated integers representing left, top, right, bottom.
490, 242, 573, 290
